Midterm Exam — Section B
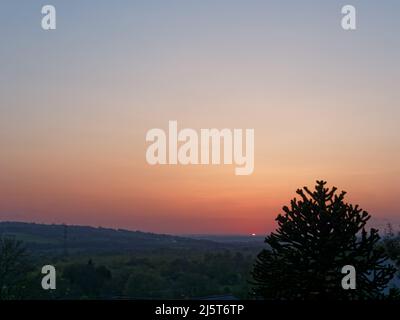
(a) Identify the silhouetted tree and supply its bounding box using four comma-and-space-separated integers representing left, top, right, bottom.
383, 223, 400, 268
63, 259, 112, 298
251, 180, 398, 300
0, 237, 31, 299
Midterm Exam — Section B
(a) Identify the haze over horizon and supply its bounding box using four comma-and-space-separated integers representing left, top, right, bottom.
1, 1, 400, 234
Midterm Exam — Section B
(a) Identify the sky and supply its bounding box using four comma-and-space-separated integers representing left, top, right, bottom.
0, 0, 400, 234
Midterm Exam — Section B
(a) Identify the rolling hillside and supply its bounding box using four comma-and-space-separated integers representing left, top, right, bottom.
0, 221, 234, 254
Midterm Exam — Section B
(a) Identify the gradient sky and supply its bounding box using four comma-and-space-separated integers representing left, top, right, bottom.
1, 0, 400, 234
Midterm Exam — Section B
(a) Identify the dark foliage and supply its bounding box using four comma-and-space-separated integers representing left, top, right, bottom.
251, 180, 397, 300
0, 237, 32, 299
62, 259, 112, 297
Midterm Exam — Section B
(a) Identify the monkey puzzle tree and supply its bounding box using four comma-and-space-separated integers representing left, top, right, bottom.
251, 181, 397, 300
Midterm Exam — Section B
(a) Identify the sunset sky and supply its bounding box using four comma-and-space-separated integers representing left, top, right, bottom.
1, 1, 400, 234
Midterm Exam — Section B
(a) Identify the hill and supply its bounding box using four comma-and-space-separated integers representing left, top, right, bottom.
0, 221, 234, 255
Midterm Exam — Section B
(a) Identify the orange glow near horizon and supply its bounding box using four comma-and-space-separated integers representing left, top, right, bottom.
1, 145, 399, 234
